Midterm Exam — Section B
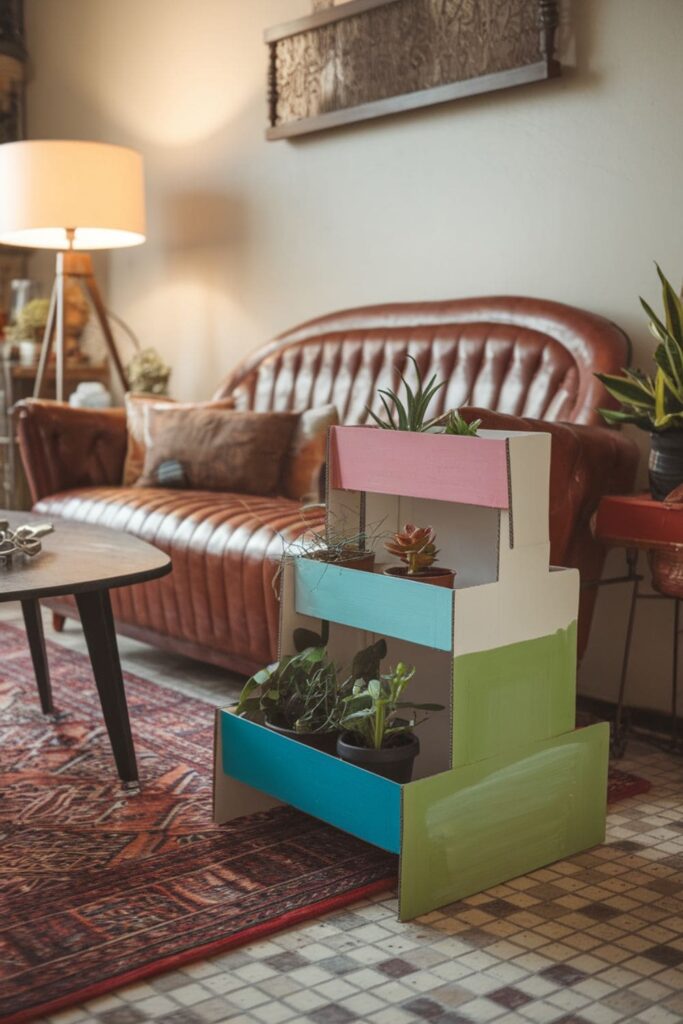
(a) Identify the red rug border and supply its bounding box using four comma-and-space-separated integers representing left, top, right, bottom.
3, 876, 397, 1024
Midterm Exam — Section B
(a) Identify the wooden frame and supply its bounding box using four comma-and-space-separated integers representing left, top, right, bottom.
265, 0, 560, 140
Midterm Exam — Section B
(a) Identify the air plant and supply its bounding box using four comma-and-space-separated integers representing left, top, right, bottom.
384, 523, 438, 575
366, 355, 447, 432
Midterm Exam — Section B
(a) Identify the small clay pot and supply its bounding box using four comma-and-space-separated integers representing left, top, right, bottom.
311, 549, 376, 572
383, 565, 455, 588
337, 731, 419, 783
265, 715, 338, 754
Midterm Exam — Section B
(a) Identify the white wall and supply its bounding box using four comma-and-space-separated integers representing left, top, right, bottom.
24, 0, 683, 713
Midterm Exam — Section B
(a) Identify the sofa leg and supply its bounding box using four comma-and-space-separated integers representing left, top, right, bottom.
52, 613, 66, 633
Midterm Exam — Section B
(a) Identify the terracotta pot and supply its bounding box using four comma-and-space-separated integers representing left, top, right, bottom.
383, 565, 455, 588
337, 731, 419, 783
310, 550, 376, 572
649, 431, 683, 501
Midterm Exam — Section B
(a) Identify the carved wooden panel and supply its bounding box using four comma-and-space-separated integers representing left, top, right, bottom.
266, 0, 560, 140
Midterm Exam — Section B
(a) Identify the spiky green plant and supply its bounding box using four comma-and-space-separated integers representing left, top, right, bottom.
596, 265, 683, 432
366, 355, 446, 431
443, 410, 481, 436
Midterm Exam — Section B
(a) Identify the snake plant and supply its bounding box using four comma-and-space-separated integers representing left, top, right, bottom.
596, 265, 683, 432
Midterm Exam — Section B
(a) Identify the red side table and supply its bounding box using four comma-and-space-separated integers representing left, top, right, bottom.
594, 493, 683, 755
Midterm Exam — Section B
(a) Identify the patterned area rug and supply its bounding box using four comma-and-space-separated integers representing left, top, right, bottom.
0, 623, 396, 1024
0, 622, 650, 1024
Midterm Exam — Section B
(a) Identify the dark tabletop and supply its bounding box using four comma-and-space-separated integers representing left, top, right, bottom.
0, 510, 171, 602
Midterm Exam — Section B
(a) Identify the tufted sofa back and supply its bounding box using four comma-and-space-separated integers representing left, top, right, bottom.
215, 296, 631, 426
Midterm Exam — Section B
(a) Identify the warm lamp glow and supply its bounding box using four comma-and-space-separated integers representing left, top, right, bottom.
0, 140, 146, 250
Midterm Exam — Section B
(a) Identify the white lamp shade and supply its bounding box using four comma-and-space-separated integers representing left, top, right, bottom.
0, 140, 146, 250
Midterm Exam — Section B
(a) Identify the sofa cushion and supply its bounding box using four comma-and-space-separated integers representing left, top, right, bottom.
122, 394, 235, 486
35, 486, 324, 673
137, 407, 300, 495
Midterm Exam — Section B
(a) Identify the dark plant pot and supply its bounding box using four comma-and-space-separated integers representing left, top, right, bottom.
265, 715, 338, 754
311, 550, 376, 572
336, 731, 420, 783
649, 431, 683, 501
383, 565, 455, 589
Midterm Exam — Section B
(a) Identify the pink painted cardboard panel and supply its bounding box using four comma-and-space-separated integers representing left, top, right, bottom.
328, 426, 510, 508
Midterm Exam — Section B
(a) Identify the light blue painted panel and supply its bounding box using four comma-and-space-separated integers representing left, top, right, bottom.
294, 558, 453, 651
220, 710, 402, 853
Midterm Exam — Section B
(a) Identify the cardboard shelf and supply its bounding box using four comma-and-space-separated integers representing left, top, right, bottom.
293, 558, 454, 651
219, 709, 401, 853
328, 425, 511, 507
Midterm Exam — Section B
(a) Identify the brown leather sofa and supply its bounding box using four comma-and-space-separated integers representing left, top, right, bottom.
16, 296, 639, 676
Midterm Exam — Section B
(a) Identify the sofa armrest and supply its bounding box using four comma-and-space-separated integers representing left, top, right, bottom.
15, 399, 128, 503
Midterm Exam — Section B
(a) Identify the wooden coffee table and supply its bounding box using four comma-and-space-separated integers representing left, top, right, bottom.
0, 511, 171, 785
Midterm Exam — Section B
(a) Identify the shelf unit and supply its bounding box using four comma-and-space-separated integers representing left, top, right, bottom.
214, 425, 608, 921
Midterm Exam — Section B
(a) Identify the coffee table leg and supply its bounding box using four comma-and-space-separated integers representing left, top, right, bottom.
76, 588, 139, 785
21, 598, 54, 715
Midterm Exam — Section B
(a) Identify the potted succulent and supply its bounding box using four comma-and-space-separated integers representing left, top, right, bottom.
383, 523, 455, 588
337, 661, 443, 782
596, 265, 683, 501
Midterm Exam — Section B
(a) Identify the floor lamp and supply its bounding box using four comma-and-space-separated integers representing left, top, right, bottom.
0, 140, 146, 401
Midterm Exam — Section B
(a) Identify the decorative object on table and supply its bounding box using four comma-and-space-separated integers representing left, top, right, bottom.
0, 0, 27, 143
0, 140, 146, 401
596, 264, 683, 501
6, 294, 49, 344
265, 0, 560, 140
216, 424, 609, 920
68, 380, 111, 409
384, 523, 455, 588
367, 354, 447, 432
0, 517, 52, 562
62, 278, 90, 360
7, 275, 37, 325
125, 345, 171, 396
337, 661, 443, 783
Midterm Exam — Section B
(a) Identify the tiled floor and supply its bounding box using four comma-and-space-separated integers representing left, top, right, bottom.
6, 607, 683, 1024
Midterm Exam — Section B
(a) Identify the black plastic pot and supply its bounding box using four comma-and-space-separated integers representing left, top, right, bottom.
649, 431, 683, 501
265, 715, 338, 754
336, 731, 420, 783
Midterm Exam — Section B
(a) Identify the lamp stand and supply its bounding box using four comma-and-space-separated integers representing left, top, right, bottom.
33, 249, 128, 401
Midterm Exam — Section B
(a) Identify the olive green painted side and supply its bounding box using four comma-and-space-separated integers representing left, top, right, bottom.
399, 723, 609, 921
452, 622, 577, 768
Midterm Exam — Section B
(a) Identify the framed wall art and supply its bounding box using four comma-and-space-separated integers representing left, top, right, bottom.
265, 0, 560, 140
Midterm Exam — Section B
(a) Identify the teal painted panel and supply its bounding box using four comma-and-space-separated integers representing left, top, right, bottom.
294, 558, 453, 651
220, 710, 401, 853
452, 622, 577, 767
400, 724, 609, 920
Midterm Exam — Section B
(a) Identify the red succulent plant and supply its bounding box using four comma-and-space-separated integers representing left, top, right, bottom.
384, 523, 438, 575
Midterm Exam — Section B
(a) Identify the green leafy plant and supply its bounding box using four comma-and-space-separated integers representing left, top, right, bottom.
236, 645, 338, 734
596, 264, 683, 432
366, 355, 447, 431
236, 638, 388, 734
339, 662, 443, 750
384, 523, 438, 575
443, 410, 481, 436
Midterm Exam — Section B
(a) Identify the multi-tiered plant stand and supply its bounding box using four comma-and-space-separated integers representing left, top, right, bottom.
214, 426, 609, 920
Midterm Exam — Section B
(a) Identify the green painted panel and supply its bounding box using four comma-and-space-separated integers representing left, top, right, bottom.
399, 723, 608, 920
452, 622, 577, 768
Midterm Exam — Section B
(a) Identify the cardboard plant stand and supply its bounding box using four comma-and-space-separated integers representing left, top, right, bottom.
214, 425, 609, 921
